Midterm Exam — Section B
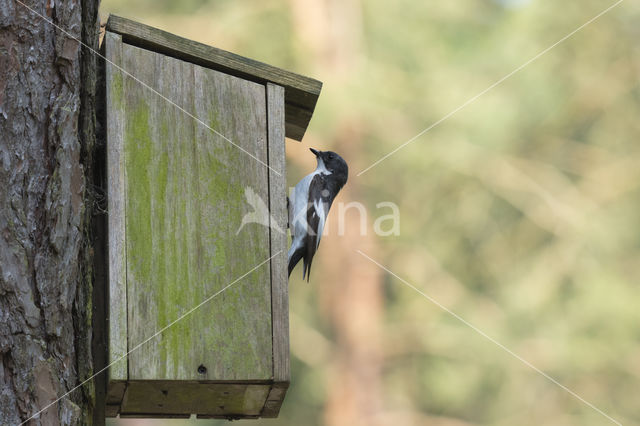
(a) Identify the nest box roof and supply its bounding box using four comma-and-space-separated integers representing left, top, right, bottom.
105, 15, 322, 141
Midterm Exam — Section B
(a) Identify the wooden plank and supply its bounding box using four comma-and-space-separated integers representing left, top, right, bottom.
104, 378, 126, 417
264, 83, 289, 418
105, 15, 322, 141
105, 379, 126, 406
105, 405, 120, 418
120, 381, 271, 418
284, 101, 313, 142
261, 382, 289, 418
266, 84, 289, 382
104, 31, 129, 384
92, 39, 109, 420
119, 42, 273, 382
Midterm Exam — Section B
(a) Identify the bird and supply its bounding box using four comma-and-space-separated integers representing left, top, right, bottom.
288, 148, 348, 281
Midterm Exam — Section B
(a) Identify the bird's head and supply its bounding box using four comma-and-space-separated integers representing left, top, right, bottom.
310, 148, 348, 185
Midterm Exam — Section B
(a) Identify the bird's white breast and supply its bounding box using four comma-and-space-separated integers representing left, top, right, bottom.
289, 160, 331, 242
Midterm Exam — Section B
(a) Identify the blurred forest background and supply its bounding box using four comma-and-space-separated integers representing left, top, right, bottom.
100, 0, 639, 425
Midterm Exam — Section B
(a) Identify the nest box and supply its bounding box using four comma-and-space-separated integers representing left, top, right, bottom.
101, 15, 321, 418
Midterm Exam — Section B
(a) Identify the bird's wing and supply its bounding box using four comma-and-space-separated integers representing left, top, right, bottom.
302, 174, 331, 281
290, 173, 313, 237
308, 174, 330, 245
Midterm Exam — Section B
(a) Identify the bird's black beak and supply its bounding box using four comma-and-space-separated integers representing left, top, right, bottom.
309, 148, 320, 157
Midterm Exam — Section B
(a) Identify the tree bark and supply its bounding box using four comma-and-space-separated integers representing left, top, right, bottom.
0, 0, 100, 424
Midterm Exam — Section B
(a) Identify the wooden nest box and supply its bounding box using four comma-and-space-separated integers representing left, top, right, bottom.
102, 15, 321, 418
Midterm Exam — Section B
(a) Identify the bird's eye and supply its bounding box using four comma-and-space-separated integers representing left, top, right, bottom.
328, 153, 334, 160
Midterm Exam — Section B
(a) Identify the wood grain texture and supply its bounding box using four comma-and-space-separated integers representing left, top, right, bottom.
263, 83, 290, 417
284, 102, 314, 143
105, 14, 321, 141
267, 86, 290, 364
118, 41, 273, 382
105, 32, 292, 418
120, 381, 271, 417
261, 382, 289, 418
105, 31, 129, 384
105, 380, 126, 417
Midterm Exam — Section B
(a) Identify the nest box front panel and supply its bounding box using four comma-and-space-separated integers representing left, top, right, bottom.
107, 35, 273, 382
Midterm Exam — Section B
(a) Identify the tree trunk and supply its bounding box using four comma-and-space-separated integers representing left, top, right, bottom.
0, 0, 100, 424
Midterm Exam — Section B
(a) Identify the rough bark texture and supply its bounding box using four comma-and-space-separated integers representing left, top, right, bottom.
0, 0, 100, 424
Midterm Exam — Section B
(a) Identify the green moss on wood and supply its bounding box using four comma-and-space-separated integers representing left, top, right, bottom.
111, 69, 124, 108
124, 99, 152, 291
120, 44, 273, 383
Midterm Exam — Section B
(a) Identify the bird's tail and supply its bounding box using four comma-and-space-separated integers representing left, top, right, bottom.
288, 246, 304, 279
302, 255, 313, 283
287, 246, 313, 283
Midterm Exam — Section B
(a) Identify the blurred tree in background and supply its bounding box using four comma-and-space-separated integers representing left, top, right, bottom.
101, 0, 640, 425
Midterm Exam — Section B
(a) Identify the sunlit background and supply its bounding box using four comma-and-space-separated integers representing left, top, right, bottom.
100, 0, 640, 425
